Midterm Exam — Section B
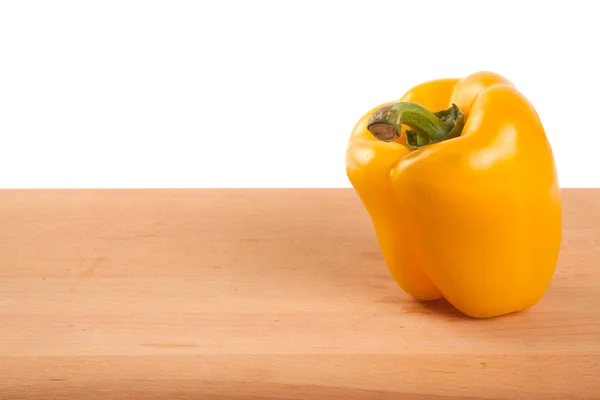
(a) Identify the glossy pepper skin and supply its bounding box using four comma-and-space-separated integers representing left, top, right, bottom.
346, 71, 562, 318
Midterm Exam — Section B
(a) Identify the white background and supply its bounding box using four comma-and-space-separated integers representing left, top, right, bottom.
1, 0, 598, 188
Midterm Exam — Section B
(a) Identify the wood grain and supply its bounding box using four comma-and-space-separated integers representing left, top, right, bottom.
0, 189, 599, 399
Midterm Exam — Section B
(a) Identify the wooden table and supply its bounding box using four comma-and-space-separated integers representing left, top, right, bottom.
1, 189, 599, 399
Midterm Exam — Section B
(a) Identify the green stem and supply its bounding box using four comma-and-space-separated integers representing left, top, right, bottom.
367, 102, 465, 149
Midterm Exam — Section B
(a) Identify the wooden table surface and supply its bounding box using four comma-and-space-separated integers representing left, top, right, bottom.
1, 189, 599, 399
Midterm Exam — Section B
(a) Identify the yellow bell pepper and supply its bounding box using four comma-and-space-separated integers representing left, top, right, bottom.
346, 71, 562, 318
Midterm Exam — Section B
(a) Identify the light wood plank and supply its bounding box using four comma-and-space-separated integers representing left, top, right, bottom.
1, 189, 598, 399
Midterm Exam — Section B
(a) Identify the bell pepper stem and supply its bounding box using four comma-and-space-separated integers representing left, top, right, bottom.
367, 102, 465, 149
